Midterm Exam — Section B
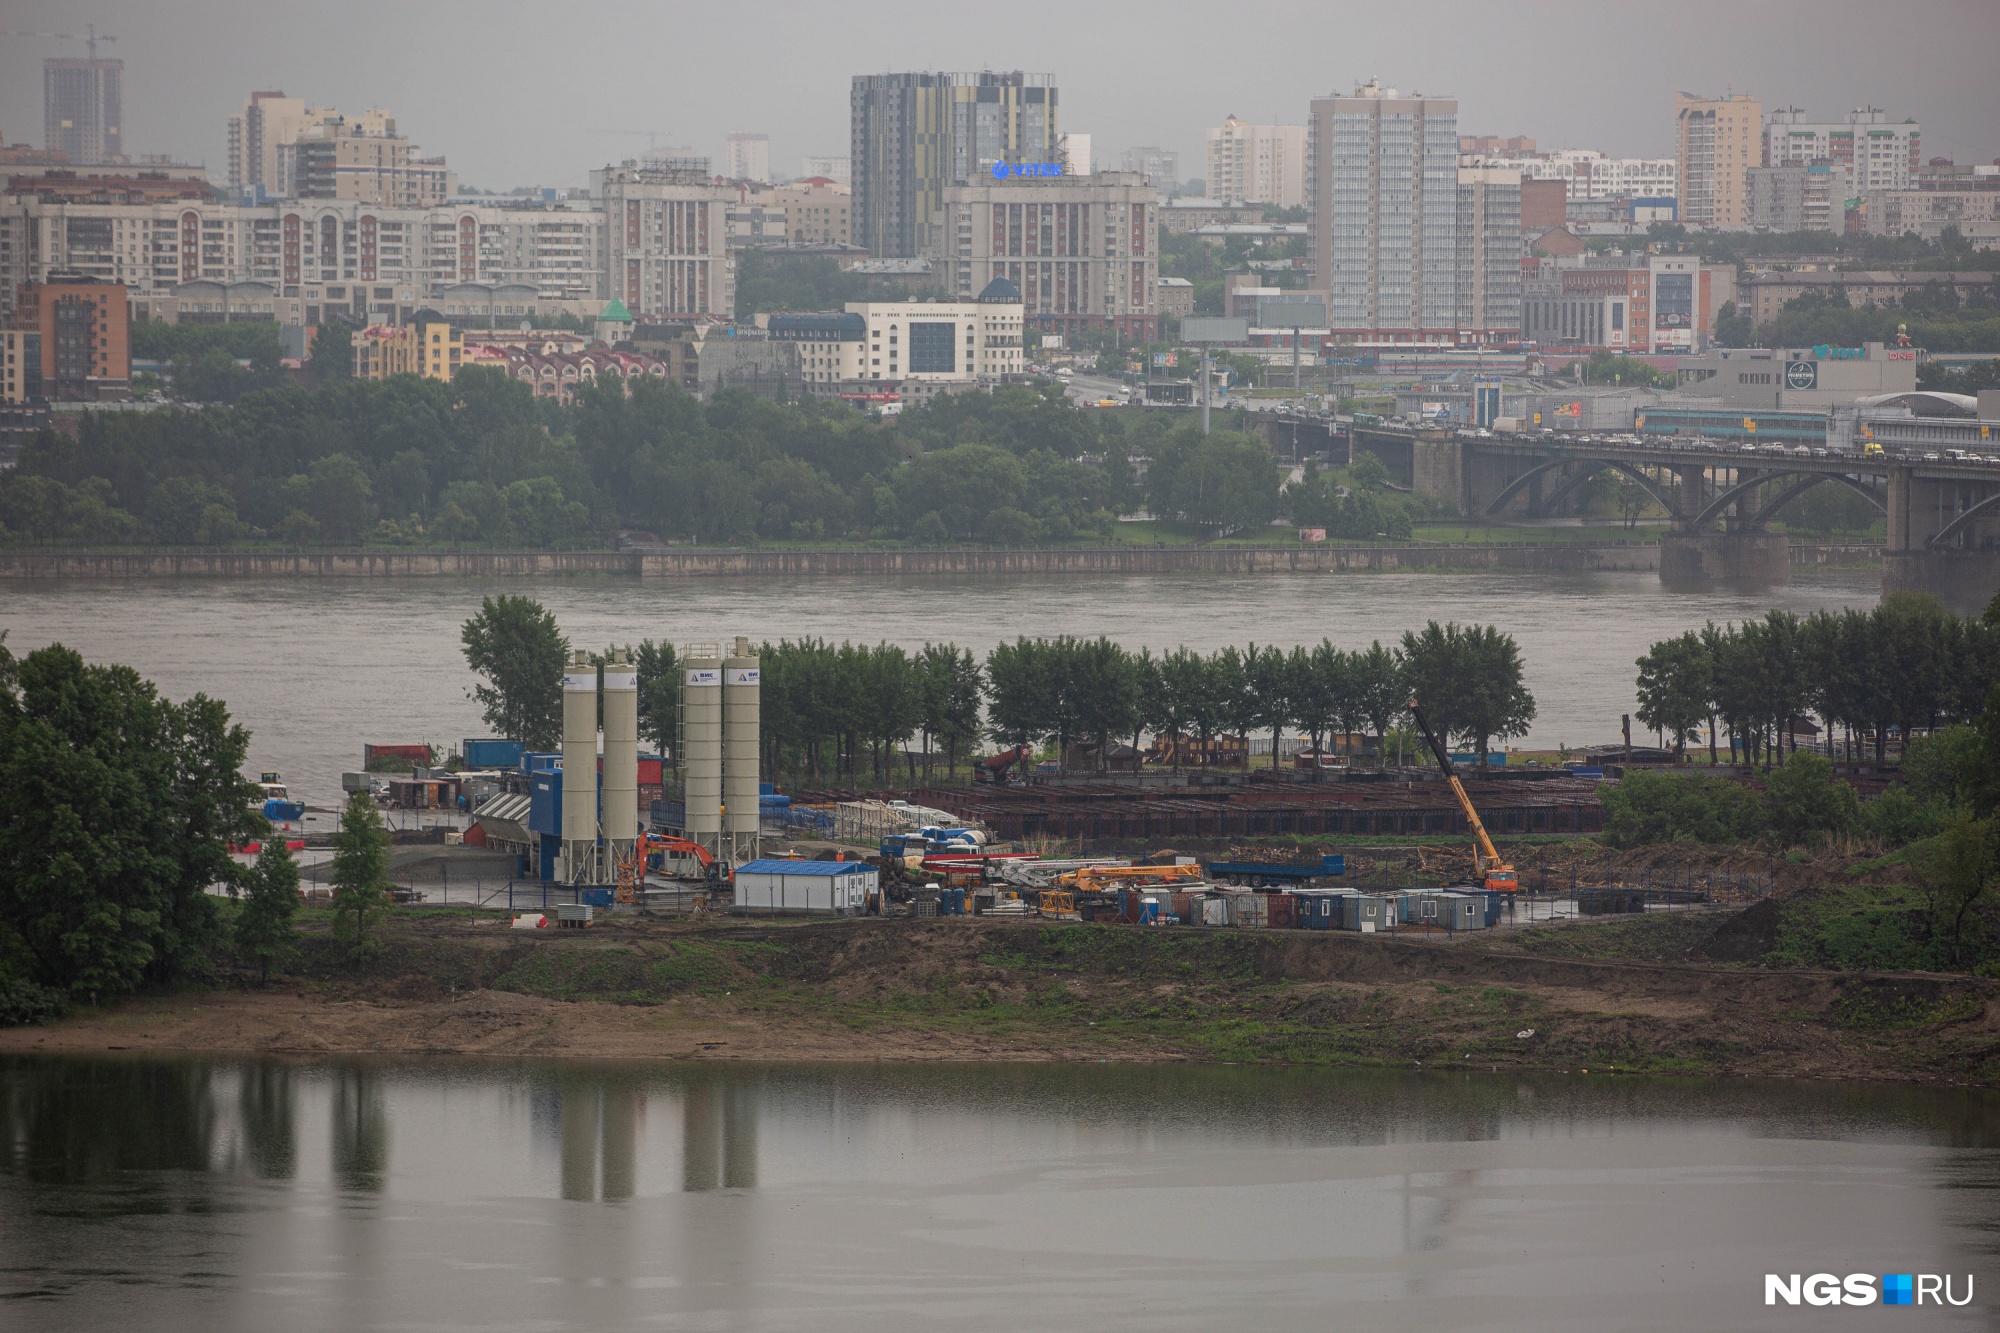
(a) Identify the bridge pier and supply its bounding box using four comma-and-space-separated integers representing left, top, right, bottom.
1883, 465, 2000, 609
1659, 531, 1791, 589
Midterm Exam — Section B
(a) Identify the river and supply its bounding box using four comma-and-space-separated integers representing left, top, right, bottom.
0, 1056, 1990, 1331
0, 569, 1877, 811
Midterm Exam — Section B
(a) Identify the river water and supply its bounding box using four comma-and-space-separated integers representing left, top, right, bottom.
0, 570, 1877, 811
0, 1057, 1992, 1331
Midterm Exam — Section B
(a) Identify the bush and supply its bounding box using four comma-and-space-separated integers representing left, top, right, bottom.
1599, 770, 1764, 848
1859, 785, 1952, 848
1765, 751, 1859, 845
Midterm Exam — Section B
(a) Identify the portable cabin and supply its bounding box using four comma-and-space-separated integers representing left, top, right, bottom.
1406, 891, 1483, 931
732, 858, 879, 915
1339, 894, 1399, 932
1293, 889, 1353, 931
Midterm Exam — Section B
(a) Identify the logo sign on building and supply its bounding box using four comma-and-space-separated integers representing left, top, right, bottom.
1812, 344, 1865, 360
685, 668, 721, 687
1785, 360, 1819, 391
1886, 349, 1917, 361
992, 161, 1065, 179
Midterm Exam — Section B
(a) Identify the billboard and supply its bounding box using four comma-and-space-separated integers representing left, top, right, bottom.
1179, 317, 1250, 344
1255, 296, 1327, 328
1655, 272, 1694, 330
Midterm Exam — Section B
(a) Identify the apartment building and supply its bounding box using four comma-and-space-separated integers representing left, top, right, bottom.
1206, 117, 1307, 210
1860, 187, 2000, 240
1513, 150, 1676, 202
1765, 109, 1920, 196
772, 178, 851, 246
725, 133, 771, 184
1676, 92, 1762, 227
1307, 80, 1459, 339
596, 160, 734, 321
924, 170, 1160, 341
1521, 253, 1734, 352
1454, 166, 1522, 341
44, 58, 122, 166
17, 273, 129, 400
1, 329, 44, 404
1747, 162, 1840, 233
228, 92, 337, 192
353, 316, 461, 381
851, 70, 1061, 257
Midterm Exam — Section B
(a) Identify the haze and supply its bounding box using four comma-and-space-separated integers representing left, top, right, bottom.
3, 0, 1995, 189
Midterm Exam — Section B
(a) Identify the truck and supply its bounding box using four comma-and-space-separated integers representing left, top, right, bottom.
1408, 699, 1519, 893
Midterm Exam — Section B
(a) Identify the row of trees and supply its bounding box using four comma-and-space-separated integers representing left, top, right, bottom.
0, 637, 397, 1021
1633, 594, 1996, 765
458, 598, 1539, 783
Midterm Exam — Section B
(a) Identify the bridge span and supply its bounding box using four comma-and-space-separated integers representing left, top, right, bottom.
1249, 413, 2000, 605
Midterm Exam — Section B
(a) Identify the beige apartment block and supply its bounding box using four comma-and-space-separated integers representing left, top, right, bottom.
1676, 92, 1761, 227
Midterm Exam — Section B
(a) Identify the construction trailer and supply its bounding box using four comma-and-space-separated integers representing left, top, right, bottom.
1339, 893, 1400, 932
732, 858, 878, 915
1404, 891, 1485, 931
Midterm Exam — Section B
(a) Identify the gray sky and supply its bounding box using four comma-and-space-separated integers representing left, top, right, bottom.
4, 0, 1996, 189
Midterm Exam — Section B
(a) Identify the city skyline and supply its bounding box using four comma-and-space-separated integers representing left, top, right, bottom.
1, 0, 1996, 192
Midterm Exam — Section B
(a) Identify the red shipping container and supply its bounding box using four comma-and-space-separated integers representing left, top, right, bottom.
365, 743, 433, 767
1267, 892, 1297, 930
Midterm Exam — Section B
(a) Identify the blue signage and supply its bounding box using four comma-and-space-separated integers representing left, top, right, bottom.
1811, 344, 1865, 360
991, 161, 1065, 179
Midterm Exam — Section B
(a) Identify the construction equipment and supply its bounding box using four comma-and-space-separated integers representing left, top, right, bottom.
974, 744, 1033, 785
1059, 863, 1204, 894
2, 23, 117, 58
1407, 699, 1519, 892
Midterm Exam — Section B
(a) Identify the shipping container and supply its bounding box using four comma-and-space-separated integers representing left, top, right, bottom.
1404, 891, 1483, 930
364, 743, 433, 768
1266, 892, 1297, 930
1293, 890, 1353, 930
1201, 896, 1229, 927
461, 738, 525, 769
1225, 891, 1268, 928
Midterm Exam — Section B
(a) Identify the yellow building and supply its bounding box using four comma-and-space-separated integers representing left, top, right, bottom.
353, 316, 461, 381
1676, 92, 1762, 228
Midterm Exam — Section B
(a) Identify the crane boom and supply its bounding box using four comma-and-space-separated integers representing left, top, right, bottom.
1407, 700, 1517, 892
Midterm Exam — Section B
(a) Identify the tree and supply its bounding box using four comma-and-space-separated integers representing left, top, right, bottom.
236, 838, 300, 983
633, 639, 680, 755
0, 640, 260, 1009
1399, 621, 1535, 766
310, 321, 353, 382
1246, 643, 1295, 769
1763, 751, 1858, 846
1919, 810, 1996, 966
1146, 428, 1281, 531
329, 791, 391, 950
460, 595, 567, 751
1634, 631, 1712, 759
1711, 301, 1753, 348
918, 644, 982, 778
1349, 641, 1405, 766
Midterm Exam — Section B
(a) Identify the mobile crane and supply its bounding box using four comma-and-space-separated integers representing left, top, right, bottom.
1407, 699, 1519, 892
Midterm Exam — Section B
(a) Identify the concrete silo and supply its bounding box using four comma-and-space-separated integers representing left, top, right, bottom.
683, 646, 724, 861
723, 636, 761, 864
602, 649, 639, 889
560, 649, 600, 885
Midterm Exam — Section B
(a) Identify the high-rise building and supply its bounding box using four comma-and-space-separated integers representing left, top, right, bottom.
1675, 92, 1761, 227
1747, 163, 1840, 233
1507, 150, 1676, 202
596, 159, 734, 321
1454, 166, 1522, 341
851, 71, 1060, 257
1061, 133, 1092, 177
725, 133, 771, 183
228, 92, 338, 193
800, 155, 850, 184
227, 99, 452, 206
1206, 117, 1306, 209
44, 58, 123, 165
1120, 146, 1180, 189
924, 171, 1159, 340
1307, 80, 1459, 337
1764, 108, 1920, 198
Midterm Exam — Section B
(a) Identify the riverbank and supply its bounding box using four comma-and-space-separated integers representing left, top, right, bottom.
0, 543, 1664, 579
5, 912, 1992, 1082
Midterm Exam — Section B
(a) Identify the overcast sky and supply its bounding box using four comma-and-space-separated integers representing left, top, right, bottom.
4, 0, 1996, 189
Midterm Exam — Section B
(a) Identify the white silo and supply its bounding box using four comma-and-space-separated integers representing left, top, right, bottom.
560, 649, 599, 884
723, 636, 761, 864
602, 649, 639, 888
683, 646, 724, 860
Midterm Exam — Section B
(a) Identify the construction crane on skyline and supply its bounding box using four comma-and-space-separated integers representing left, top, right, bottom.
2, 22, 118, 59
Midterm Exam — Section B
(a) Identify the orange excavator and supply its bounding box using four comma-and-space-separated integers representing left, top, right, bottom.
616, 832, 725, 904
1408, 699, 1519, 892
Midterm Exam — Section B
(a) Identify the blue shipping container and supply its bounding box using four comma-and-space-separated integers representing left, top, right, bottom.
520, 751, 562, 773
529, 771, 562, 836
463, 738, 525, 769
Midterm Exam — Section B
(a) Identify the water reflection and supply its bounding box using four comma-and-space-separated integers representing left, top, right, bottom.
1, 1057, 1997, 1331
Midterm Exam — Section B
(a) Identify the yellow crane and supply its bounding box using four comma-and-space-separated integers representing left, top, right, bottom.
1408, 699, 1518, 892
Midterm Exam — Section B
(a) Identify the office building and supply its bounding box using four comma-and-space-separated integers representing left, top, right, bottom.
1520, 253, 1734, 353
596, 159, 734, 321
353, 315, 462, 381
17, 273, 129, 399
725, 133, 771, 183
1157, 276, 1194, 318
851, 70, 1060, 257
770, 177, 851, 246
1454, 166, 1522, 341
1765, 109, 1920, 196
768, 286, 1025, 403
1676, 92, 1761, 227
1307, 80, 1459, 339
1206, 117, 1307, 210
923, 170, 1159, 340
44, 58, 122, 166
